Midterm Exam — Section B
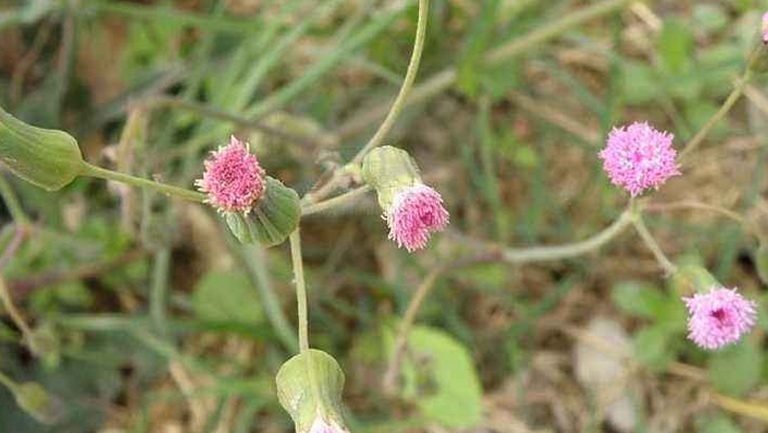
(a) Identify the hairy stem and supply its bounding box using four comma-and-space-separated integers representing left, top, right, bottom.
289, 230, 310, 353
80, 163, 206, 203
0, 276, 34, 350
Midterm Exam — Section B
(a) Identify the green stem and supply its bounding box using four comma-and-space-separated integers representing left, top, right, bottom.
241, 245, 299, 353
289, 230, 309, 353
679, 44, 764, 161
0, 369, 18, 393
301, 185, 372, 216
0, 277, 34, 349
303, 0, 431, 204
150, 249, 170, 337
631, 215, 677, 275
80, 163, 206, 203
337, 0, 634, 141
501, 205, 633, 263
0, 175, 30, 226
351, 0, 430, 166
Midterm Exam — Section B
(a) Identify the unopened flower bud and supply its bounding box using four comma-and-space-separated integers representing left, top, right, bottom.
362, 146, 449, 252
0, 105, 84, 191
224, 176, 301, 247
276, 349, 351, 433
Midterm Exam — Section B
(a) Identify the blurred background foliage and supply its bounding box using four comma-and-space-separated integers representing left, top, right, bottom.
1, 0, 768, 432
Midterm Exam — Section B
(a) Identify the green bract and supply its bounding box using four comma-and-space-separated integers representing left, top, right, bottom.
225, 176, 300, 247
276, 349, 348, 433
14, 382, 61, 425
361, 146, 421, 210
0, 106, 83, 191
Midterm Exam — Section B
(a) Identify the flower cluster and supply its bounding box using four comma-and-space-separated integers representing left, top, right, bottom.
683, 287, 757, 350
599, 122, 680, 197
386, 184, 450, 252
196, 136, 266, 214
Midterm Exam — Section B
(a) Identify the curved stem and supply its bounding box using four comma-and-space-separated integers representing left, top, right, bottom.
680, 44, 764, 161
303, 0, 431, 205
502, 206, 633, 263
383, 267, 441, 393
0, 369, 18, 393
289, 230, 309, 353
301, 185, 372, 216
80, 163, 206, 203
0, 174, 30, 226
351, 0, 430, 166
0, 276, 34, 350
632, 215, 677, 275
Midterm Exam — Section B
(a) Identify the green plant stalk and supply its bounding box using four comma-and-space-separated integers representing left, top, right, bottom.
631, 215, 677, 275
303, 0, 430, 204
80, 163, 206, 203
241, 245, 299, 352
301, 185, 372, 216
0, 277, 34, 349
289, 230, 310, 353
0, 175, 30, 226
352, 0, 430, 165
150, 249, 171, 337
337, 0, 635, 141
0, 369, 18, 393
680, 43, 765, 161
501, 205, 633, 263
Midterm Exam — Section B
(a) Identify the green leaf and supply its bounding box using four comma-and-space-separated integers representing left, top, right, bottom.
0, 105, 84, 191
633, 325, 674, 372
192, 270, 264, 326
708, 341, 763, 397
275, 349, 349, 433
611, 280, 666, 319
621, 62, 660, 104
696, 414, 746, 433
754, 243, 768, 285
225, 177, 300, 247
658, 19, 694, 75
391, 326, 483, 429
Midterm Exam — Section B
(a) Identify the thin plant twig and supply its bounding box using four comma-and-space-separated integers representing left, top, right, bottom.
383, 267, 442, 393
632, 215, 677, 275
303, 0, 431, 205
301, 185, 372, 216
289, 230, 310, 353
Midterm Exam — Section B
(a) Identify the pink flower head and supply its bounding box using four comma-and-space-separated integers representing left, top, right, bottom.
196, 136, 266, 214
683, 287, 757, 350
386, 184, 449, 252
598, 122, 680, 197
762, 12, 768, 43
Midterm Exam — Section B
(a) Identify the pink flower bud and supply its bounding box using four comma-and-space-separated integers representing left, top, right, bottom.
386, 184, 449, 252
762, 12, 768, 44
683, 287, 757, 350
598, 122, 680, 197
196, 136, 266, 214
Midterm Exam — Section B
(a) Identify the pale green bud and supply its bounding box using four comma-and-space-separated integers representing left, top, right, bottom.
0, 106, 83, 191
225, 176, 301, 247
361, 146, 421, 210
276, 349, 350, 433
672, 263, 720, 294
